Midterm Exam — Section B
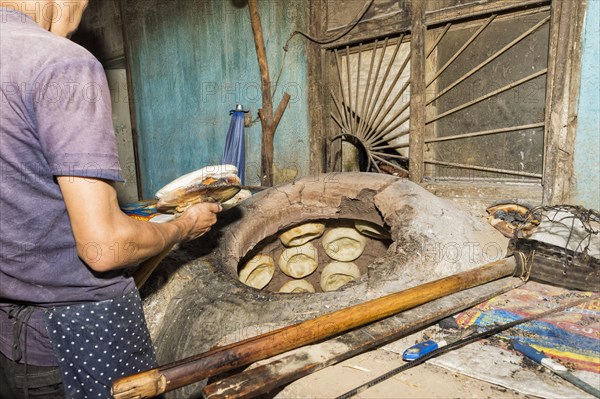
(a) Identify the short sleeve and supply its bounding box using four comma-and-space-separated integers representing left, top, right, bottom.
32, 57, 124, 182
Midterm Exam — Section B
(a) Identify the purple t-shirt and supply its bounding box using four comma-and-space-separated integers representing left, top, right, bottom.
0, 8, 135, 365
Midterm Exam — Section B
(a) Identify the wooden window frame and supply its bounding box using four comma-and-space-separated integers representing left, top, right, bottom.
307, 0, 587, 206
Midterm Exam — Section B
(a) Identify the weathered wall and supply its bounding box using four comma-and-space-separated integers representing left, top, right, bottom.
123, 0, 309, 197
572, 0, 600, 210
71, 0, 124, 64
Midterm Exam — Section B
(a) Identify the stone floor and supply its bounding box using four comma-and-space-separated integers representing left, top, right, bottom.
276, 348, 540, 399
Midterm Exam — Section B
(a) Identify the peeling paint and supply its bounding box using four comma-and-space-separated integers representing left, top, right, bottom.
572, 0, 600, 209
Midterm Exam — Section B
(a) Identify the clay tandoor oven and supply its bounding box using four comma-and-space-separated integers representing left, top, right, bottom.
141, 173, 508, 398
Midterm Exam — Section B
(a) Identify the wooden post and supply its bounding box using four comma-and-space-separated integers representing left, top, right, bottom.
119, 0, 144, 199
542, 0, 586, 204
247, 0, 290, 186
307, 0, 328, 174
409, 0, 425, 183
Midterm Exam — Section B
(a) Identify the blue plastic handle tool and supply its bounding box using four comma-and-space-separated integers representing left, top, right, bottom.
402, 326, 478, 362
513, 341, 546, 364
402, 339, 444, 361
513, 340, 600, 398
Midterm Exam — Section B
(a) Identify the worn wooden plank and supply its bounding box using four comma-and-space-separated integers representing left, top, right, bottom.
560, 0, 586, 205
326, 49, 343, 171
424, 0, 550, 27
542, 0, 586, 204
119, 0, 143, 199
307, 0, 328, 174
409, 1, 425, 183
326, 0, 402, 31
423, 181, 543, 215
321, 1, 549, 48
423, 25, 439, 174
321, 10, 411, 49
427, 185, 542, 217
202, 276, 523, 399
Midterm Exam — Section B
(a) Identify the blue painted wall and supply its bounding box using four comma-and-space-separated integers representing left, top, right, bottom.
126, 0, 309, 198
572, 0, 600, 209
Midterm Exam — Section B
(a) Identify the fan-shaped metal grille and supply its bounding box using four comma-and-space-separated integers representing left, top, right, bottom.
329, 36, 411, 173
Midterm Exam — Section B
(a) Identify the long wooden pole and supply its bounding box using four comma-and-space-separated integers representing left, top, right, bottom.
202, 277, 523, 399
111, 257, 516, 398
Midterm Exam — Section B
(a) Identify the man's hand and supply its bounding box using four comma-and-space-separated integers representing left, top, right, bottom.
173, 203, 223, 241
57, 176, 222, 272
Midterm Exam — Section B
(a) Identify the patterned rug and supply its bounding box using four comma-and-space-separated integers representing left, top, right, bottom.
454, 281, 599, 373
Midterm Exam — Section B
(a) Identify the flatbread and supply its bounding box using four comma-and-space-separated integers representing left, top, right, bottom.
320, 261, 361, 291
278, 242, 319, 278
354, 220, 390, 240
279, 223, 326, 247
239, 254, 275, 289
279, 279, 316, 293
322, 227, 366, 261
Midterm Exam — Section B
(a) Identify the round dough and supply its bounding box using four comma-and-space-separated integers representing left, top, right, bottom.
320, 262, 361, 292
280, 223, 326, 247
354, 220, 390, 240
278, 242, 318, 278
238, 254, 275, 289
279, 279, 316, 294
322, 227, 366, 261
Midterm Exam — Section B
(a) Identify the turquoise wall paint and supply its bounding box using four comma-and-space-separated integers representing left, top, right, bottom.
573, 0, 600, 209
126, 0, 308, 198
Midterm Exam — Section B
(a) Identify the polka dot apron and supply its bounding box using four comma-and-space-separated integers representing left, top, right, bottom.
43, 290, 157, 399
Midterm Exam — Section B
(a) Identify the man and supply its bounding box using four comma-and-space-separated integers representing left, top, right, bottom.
0, 1, 222, 397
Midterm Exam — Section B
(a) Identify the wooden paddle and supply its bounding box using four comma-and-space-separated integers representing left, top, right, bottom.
133, 244, 175, 289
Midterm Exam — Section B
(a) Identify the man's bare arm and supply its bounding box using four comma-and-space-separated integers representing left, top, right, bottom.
57, 176, 221, 272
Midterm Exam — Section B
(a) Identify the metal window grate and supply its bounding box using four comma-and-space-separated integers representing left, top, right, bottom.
328, 6, 551, 182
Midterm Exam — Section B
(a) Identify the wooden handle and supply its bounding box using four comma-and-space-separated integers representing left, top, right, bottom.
112, 257, 516, 398
132, 244, 174, 289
